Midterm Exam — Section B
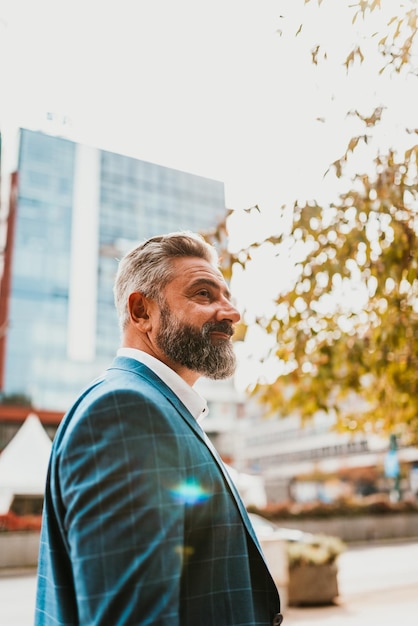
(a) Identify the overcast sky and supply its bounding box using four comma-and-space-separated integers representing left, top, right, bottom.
2, 1, 415, 226
0, 4, 389, 209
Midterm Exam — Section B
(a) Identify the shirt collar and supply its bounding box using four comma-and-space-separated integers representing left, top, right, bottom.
116, 347, 209, 422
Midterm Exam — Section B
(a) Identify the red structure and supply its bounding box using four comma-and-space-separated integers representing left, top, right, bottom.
0, 171, 18, 391
0, 172, 64, 449
0, 404, 63, 452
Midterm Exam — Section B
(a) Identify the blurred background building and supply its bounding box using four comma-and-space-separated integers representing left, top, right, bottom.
0, 127, 226, 410
235, 409, 418, 503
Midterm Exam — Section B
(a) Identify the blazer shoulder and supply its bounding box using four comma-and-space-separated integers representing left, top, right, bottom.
54, 356, 198, 448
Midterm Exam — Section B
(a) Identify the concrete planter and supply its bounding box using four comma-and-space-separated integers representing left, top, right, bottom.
259, 536, 289, 609
288, 562, 339, 606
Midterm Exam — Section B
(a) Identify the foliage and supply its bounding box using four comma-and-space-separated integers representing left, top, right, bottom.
0, 392, 32, 406
257, 147, 418, 442
306, 0, 418, 77
248, 494, 418, 520
287, 533, 345, 568
204, 0, 418, 444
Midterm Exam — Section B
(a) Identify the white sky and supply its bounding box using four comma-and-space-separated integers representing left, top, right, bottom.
1, 1, 415, 222
1, 0, 416, 389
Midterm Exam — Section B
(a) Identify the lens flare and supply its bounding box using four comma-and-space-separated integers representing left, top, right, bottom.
169, 478, 211, 505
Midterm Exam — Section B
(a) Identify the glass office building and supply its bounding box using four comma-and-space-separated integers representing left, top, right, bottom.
3, 128, 226, 410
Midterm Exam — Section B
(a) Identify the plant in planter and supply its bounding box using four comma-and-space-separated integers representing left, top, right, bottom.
287, 533, 346, 606
247, 511, 347, 606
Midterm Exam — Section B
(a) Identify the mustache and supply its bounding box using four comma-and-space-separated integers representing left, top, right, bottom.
202, 320, 234, 337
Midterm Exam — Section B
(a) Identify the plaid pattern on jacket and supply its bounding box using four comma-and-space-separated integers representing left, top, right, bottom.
35, 356, 281, 625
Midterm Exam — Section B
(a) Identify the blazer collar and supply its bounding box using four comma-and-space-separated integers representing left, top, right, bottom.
109, 356, 203, 433
116, 348, 208, 421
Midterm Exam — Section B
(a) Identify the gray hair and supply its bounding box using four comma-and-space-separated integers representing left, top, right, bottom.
113, 231, 219, 331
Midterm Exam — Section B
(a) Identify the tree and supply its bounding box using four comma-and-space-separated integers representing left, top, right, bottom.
204, 0, 418, 445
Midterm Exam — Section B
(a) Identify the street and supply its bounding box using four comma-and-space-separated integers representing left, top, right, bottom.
286, 538, 418, 625
1, 539, 418, 625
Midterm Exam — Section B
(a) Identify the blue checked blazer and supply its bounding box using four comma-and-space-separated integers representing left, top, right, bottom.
35, 357, 282, 625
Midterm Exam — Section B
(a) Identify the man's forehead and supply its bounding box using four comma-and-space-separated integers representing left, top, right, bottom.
169, 256, 227, 286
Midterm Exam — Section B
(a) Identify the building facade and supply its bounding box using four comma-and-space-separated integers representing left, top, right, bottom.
237, 409, 418, 503
1, 128, 226, 410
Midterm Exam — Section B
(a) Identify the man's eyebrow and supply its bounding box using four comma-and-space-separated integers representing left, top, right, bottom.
189, 278, 232, 300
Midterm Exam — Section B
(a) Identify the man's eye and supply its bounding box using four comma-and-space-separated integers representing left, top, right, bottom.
197, 289, 210, 298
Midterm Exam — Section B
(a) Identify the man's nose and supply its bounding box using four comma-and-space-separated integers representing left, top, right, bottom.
217, 299, 241, 323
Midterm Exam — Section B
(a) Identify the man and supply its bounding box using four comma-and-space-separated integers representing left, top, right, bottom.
35, 231, 283, 626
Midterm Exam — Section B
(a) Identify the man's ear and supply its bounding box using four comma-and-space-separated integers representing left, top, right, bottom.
128, 292, 152, 329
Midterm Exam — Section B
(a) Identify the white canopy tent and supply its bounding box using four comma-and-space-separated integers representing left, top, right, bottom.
0, 413, 52, 514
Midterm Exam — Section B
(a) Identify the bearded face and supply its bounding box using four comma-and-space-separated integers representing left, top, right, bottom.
156, 303, 236, 380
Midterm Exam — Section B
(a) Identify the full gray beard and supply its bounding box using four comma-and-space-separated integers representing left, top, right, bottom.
156, 305, 236, 379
